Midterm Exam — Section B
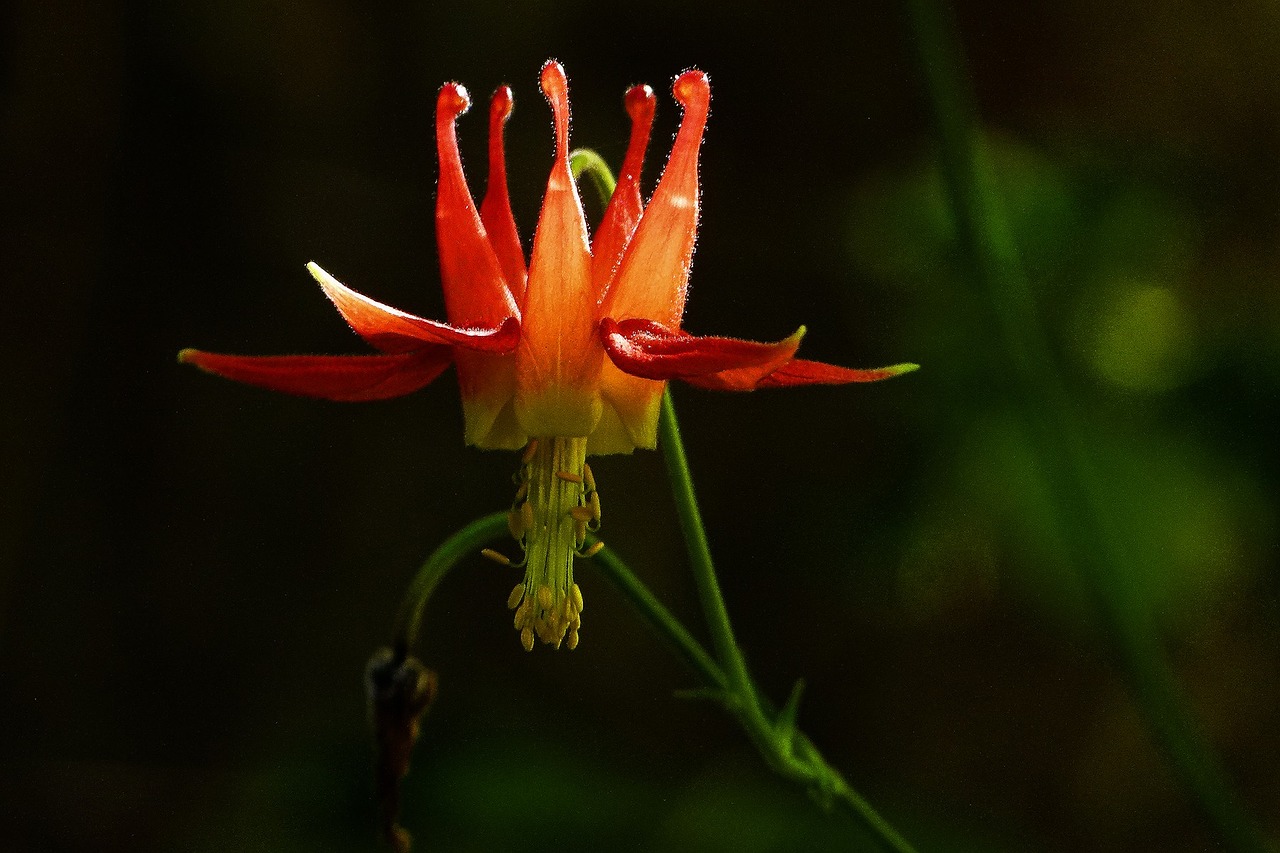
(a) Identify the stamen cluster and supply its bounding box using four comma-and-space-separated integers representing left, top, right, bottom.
485, 437, 602, 650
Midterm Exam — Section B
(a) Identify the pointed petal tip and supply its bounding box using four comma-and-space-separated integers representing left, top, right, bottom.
754, 357, 919, 388
306, 261, 345, 302
303, 260, 519, 353
305, 260, 328, 282
179, 347, 224, 372
179, 346, 238, 375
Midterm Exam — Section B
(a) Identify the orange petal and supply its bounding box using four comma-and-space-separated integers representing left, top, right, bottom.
178, 348, 453, 401
435, 82, 519, 327
515, 61, 602, 436
590, 84, 655, 294
599, 70, 710, 327
479, 85, 528, 305
307, 262, 519, 354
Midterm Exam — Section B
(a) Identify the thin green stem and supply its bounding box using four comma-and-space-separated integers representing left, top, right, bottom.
393, 512, 509, 655
599, 541, 915, 852
903, 1, 1273, 850
657, 389, 755, 693
656, 390, 917, 853
590, 540, 728, 691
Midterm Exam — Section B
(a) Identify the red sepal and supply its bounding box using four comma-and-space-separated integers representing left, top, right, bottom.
601, 318, 915, 392
178, 348, 453, 402
756, 359, 917, 387
600, 318, 801, 390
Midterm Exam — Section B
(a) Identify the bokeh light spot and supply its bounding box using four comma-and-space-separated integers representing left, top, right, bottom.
1086, 280, 1195, 392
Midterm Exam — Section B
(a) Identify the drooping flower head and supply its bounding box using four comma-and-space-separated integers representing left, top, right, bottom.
181, 61, 916, 651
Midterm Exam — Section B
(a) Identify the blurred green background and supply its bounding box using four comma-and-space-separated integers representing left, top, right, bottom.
2, 0, 1278, 850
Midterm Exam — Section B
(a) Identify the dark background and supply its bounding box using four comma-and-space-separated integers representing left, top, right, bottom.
3, 1, 1278, 850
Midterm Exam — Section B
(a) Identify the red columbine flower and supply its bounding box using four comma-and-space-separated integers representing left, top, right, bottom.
181, 61, 915, 652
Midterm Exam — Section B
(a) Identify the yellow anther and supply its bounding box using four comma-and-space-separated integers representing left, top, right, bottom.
583, 462, 595, 492
514, 600, 530, 629
570, 505, 593, 522
481, 548, 511, 566
555, 470, 583, 484
566, 629, 579, 650
521, 439, 539, 466
507, 583, 525, 610
579, 541, 605, 559
507, 510, 524, 540
514, 482, 528, 503
573, 517, 587, 546
572, 583, 584, 613
588, 491, 601, 524
536, 584, 553, 610
520, 501, 534, 533
520, 627, 535, 652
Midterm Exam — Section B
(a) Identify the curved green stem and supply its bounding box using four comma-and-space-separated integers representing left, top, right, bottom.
903, 1, 1273, 850
570, 148, 616, 198
393, 513, 509, 655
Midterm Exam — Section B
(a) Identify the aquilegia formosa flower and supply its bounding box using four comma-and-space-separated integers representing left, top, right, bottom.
181, 61, 915, 652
